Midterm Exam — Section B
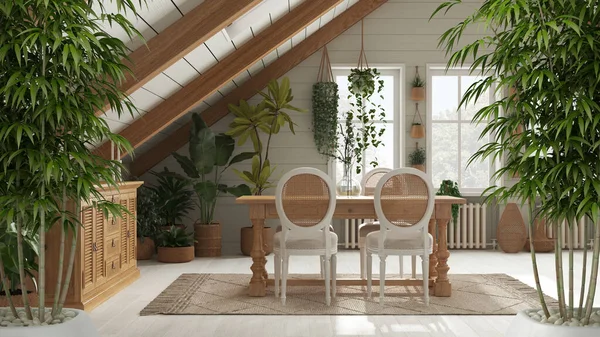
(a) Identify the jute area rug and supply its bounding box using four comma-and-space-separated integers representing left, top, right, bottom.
141, 273, 556, 316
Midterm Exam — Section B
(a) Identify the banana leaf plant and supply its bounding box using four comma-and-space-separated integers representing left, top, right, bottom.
172, 113, 255, 225
0, 221, 39, 295
226, 77, 306, 195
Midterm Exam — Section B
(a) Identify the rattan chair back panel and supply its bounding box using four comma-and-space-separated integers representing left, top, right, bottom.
377, 172, 431, 230
281, 173, 331, 228
361, 168, 391, 196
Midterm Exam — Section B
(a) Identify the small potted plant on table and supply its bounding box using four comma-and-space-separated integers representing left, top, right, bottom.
156, 227, 195, 263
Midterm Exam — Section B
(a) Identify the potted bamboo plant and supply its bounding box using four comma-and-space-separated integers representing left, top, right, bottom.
172, 113, 254, 257
156, 227, 195, 263
0, 0, 142, 335
227, 78, 305, 255
434, 0, 600, 335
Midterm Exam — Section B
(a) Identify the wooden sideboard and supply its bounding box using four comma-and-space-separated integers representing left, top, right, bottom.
45, 181, 143, 311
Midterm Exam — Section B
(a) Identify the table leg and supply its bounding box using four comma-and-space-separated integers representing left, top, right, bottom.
434, 204, 452, 297
428, 218, 438, 281
248, 205, 267, 297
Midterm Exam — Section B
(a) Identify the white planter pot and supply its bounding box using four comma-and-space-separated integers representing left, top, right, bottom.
1, 309, 99, 337
506, 309, 600, 337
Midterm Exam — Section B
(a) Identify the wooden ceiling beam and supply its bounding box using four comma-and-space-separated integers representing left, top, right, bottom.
96, 0, 262, 114
130, 0, 388, 177
96, 0, 345, 159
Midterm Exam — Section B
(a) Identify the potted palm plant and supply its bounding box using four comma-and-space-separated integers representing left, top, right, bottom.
0, 0, 142, 335
434, 0, 600, 335
147, 168, 195, 230
408, 147, 426, 172
156, 227, 195, 263
227, 78, 305, 256
172, 113, 254, 257
136, 187, 161, 260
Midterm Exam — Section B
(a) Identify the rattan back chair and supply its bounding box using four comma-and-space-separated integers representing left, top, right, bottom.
366, 168, 434, 305
274, 167, 337, 305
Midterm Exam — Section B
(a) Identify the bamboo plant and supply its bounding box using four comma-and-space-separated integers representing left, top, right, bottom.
0, 0, 142, 323
433, 0, 600, 323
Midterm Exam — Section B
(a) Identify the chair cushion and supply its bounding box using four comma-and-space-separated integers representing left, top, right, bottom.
276, 224, 335, 232
273, 231, 338, 250
358, 221, 380, 236
366, 230, 433, 252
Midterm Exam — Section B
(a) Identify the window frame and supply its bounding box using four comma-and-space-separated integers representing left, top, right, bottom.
426, 64, 499, 196
328, 65, 405, 181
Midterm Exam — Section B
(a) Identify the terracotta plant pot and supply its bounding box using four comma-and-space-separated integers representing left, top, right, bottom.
136, 237, 155, 260
411, 87, 425, 101
194, 222, 222, 257
410, 124, 425, 138
412, 164, 426, 172
157, 246, 194, 263
0, 290, 39, 308
240, 226, 273, 256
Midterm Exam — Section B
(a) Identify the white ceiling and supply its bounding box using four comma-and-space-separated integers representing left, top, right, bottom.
98, 0, 359, 157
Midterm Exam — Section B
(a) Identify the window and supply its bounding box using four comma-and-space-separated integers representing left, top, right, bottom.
330, 67, 404, 183
427, 66, 496, 195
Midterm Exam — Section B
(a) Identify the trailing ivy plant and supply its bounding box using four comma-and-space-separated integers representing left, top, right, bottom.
0, 0, 143, 323
434, 0, 600, 324
312, 82, 339, 158
436, 180, 462, 227
347, 67, 386, 174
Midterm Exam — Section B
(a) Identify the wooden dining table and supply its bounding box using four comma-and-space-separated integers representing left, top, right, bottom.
236, 195, 466, 298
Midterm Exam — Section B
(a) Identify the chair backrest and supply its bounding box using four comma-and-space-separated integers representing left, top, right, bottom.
275, 167, 336, 233
361, 168, 391, 196
374, 168, 434, 236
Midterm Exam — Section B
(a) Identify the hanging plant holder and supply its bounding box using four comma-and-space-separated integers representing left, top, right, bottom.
312, 45, 339, 158
411, 66, 426, 101
410, 103, 425, 138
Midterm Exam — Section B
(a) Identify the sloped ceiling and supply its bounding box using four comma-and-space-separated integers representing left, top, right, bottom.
95, 0, 358, 158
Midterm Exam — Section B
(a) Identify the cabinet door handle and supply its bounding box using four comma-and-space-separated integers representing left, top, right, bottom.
92, 242, 97, 252
112, 239, 116, 247
127, 230, 131, 238
112, 261, 116, 269
111, 218, 116, 226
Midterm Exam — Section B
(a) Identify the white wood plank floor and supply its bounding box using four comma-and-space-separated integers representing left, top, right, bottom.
91, 250, 599, 337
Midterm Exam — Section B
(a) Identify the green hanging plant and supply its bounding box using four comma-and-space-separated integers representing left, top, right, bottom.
347, 67, 386, 174
312, 82, 339, 158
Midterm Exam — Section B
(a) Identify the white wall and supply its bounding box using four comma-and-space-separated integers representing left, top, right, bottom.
141, 0, 489, 253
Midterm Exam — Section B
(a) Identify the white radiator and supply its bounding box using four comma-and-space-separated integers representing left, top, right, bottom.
448, 203, 488, 249
546, 218, 588, 249
342, 203, 488, 249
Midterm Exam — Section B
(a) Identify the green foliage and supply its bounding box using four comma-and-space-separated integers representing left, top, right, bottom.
345, 68, 386, 175
156, 226, 195, 248
312, 82, 339, 158
147, 168, 194, 226
0, 0, 145, 318
408, 147, 426, 165
172, 113, 253, 225
227, 78, 306, 195
411, 74, 426, 87
0, 222, 39, 294
436, 180, 462, 226
433, 0, 600, 322
136, 187, 162, 240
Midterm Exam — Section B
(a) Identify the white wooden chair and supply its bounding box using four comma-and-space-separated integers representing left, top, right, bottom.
366, 168, 434, 305
359, 168, 417, 279
273, 167, 338, 306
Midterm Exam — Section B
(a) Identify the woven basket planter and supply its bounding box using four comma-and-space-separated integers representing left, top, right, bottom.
194, 222, 222, 257
137, 237, 155, 260
157, 246, 194, 263
497, 203, 527, 253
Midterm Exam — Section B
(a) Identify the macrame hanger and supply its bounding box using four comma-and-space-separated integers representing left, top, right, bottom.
357, 19, 369, 70
316, 45, 334, 82
415, 65, 420, 78
412, 102, 424, 124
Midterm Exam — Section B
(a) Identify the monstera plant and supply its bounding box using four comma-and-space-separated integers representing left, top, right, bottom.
172, 113, 254, 257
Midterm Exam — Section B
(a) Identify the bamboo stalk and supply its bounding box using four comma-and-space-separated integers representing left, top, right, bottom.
38, 183, 46, 322
15, 216, 33, 320
568, 219, 574, 319
578, 217, 589, 319
57, 201, 80, 313
554, 220, 566, 318
0, 256, 19, 317
583, 220, 600, 322
52, 188, 67, 316
528, 202, 550, 318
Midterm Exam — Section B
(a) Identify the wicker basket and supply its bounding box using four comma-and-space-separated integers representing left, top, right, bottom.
157, 246, 194, 263
524, 217, 555, 253
194, 222, 222, 257
497, 203, 527, 253
137, 237, 155, 260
